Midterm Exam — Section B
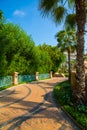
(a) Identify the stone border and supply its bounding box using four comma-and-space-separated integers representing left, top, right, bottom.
61, 106, 85, 130
53, 97, 84, 130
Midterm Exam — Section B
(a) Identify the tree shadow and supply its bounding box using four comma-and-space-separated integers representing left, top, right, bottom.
0, 81, 79, 130
0, 93, 63, 130
0, 85, 31, 108
58, 124, 67, 130
37, 78, 67, 89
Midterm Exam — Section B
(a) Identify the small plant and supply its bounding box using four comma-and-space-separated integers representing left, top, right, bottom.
77, 105, 87, 114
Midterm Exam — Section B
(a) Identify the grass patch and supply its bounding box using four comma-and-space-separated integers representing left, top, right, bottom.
0, 85, 13, 91
53, 80, 87, 129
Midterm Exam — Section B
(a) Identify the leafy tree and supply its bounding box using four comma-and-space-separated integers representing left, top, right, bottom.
0, 22, 41, 75
55, 28, 76, 82
39, 0, 87, 105
0, 19, 65, 76
39, 50, 52, 73
38, 43, 66, 73
0, 10, 4, 29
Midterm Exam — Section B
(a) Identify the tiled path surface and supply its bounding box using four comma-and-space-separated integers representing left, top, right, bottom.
0, 77, 80, 130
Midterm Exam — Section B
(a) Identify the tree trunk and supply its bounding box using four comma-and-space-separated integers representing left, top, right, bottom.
74, 0, 87, 105
67, 49, 71, 82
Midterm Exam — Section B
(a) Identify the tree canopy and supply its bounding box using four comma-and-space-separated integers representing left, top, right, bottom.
0, 12, 65, 76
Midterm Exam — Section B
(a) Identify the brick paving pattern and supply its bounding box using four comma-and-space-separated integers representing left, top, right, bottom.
0, 77, 80, 130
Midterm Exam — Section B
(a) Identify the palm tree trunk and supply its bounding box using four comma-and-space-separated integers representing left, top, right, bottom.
67, 49, 71, 82
74, 0, 87, 105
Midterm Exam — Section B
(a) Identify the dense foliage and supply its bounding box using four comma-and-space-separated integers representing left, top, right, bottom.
53, 81, 87, 129
38, 43, 66, 73
0, 11, 66, 76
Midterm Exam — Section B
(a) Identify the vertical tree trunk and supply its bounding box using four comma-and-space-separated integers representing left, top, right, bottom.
67, 49, 71, 82
74, 0, 87, 105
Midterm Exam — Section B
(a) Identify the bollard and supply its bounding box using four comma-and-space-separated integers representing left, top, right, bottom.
13, 72, 18, 85
50, 71, 52, 78
35, 72, 39, 81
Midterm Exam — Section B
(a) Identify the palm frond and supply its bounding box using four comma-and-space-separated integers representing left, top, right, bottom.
55, 30, 65, 37
65, 14, 76, 28
39, 0, 58, 16
68, 0, 75, 7
53, 6, 67, 23
56, 28, 76, 53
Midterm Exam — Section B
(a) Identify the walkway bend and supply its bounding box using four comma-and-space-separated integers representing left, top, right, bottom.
0, 77, 80, 130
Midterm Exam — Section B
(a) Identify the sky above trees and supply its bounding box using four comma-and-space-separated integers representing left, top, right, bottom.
0, 0, 87, 50
0, 0, 63, 46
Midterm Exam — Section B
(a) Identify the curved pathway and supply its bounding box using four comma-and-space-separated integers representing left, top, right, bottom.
0, 77, 80, 130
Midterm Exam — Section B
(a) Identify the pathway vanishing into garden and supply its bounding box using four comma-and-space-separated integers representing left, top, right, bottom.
0, 77, 80, 130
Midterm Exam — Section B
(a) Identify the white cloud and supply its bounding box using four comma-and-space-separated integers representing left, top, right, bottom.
13, 10, 26, 17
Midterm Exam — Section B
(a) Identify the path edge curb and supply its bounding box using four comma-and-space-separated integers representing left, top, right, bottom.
61, 106, 85, 130
53, 95, 85, 130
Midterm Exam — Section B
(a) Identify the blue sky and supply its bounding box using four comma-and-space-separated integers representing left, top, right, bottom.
0, 0, 87, 49
0, 0, 63, 46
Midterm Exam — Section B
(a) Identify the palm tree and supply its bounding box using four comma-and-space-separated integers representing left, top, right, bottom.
55, 28, 76, 82
74, 0, 86, 105
39, 0, 87, 105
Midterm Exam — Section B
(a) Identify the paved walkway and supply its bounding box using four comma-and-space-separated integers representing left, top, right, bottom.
0, 77, 80, 130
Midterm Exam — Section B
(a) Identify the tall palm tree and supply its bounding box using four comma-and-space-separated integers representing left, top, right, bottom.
55, 28, 76, 82
74, 0, 86, 105
39, 0, 87, 105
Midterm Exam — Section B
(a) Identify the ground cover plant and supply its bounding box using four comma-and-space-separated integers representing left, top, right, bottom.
53, 81, 87, 129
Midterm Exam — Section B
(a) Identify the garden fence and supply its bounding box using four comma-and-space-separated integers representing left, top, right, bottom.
0, 71, 52, 88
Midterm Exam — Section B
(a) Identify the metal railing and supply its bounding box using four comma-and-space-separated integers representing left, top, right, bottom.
38, 73, 50, 80
0, 72, 51, 88
0, 76, 13, 88
18, 75, 35, 83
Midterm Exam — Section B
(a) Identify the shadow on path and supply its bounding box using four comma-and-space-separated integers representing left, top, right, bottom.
0, 79, 80, 130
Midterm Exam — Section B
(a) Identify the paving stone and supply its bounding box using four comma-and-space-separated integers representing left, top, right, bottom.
0, 78, 80, 130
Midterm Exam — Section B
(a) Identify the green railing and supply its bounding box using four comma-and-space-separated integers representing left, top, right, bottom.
38, 73, 50, 80
18, 75, 35, 83
0, 73, 51, 88
0, 76, 13, 88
